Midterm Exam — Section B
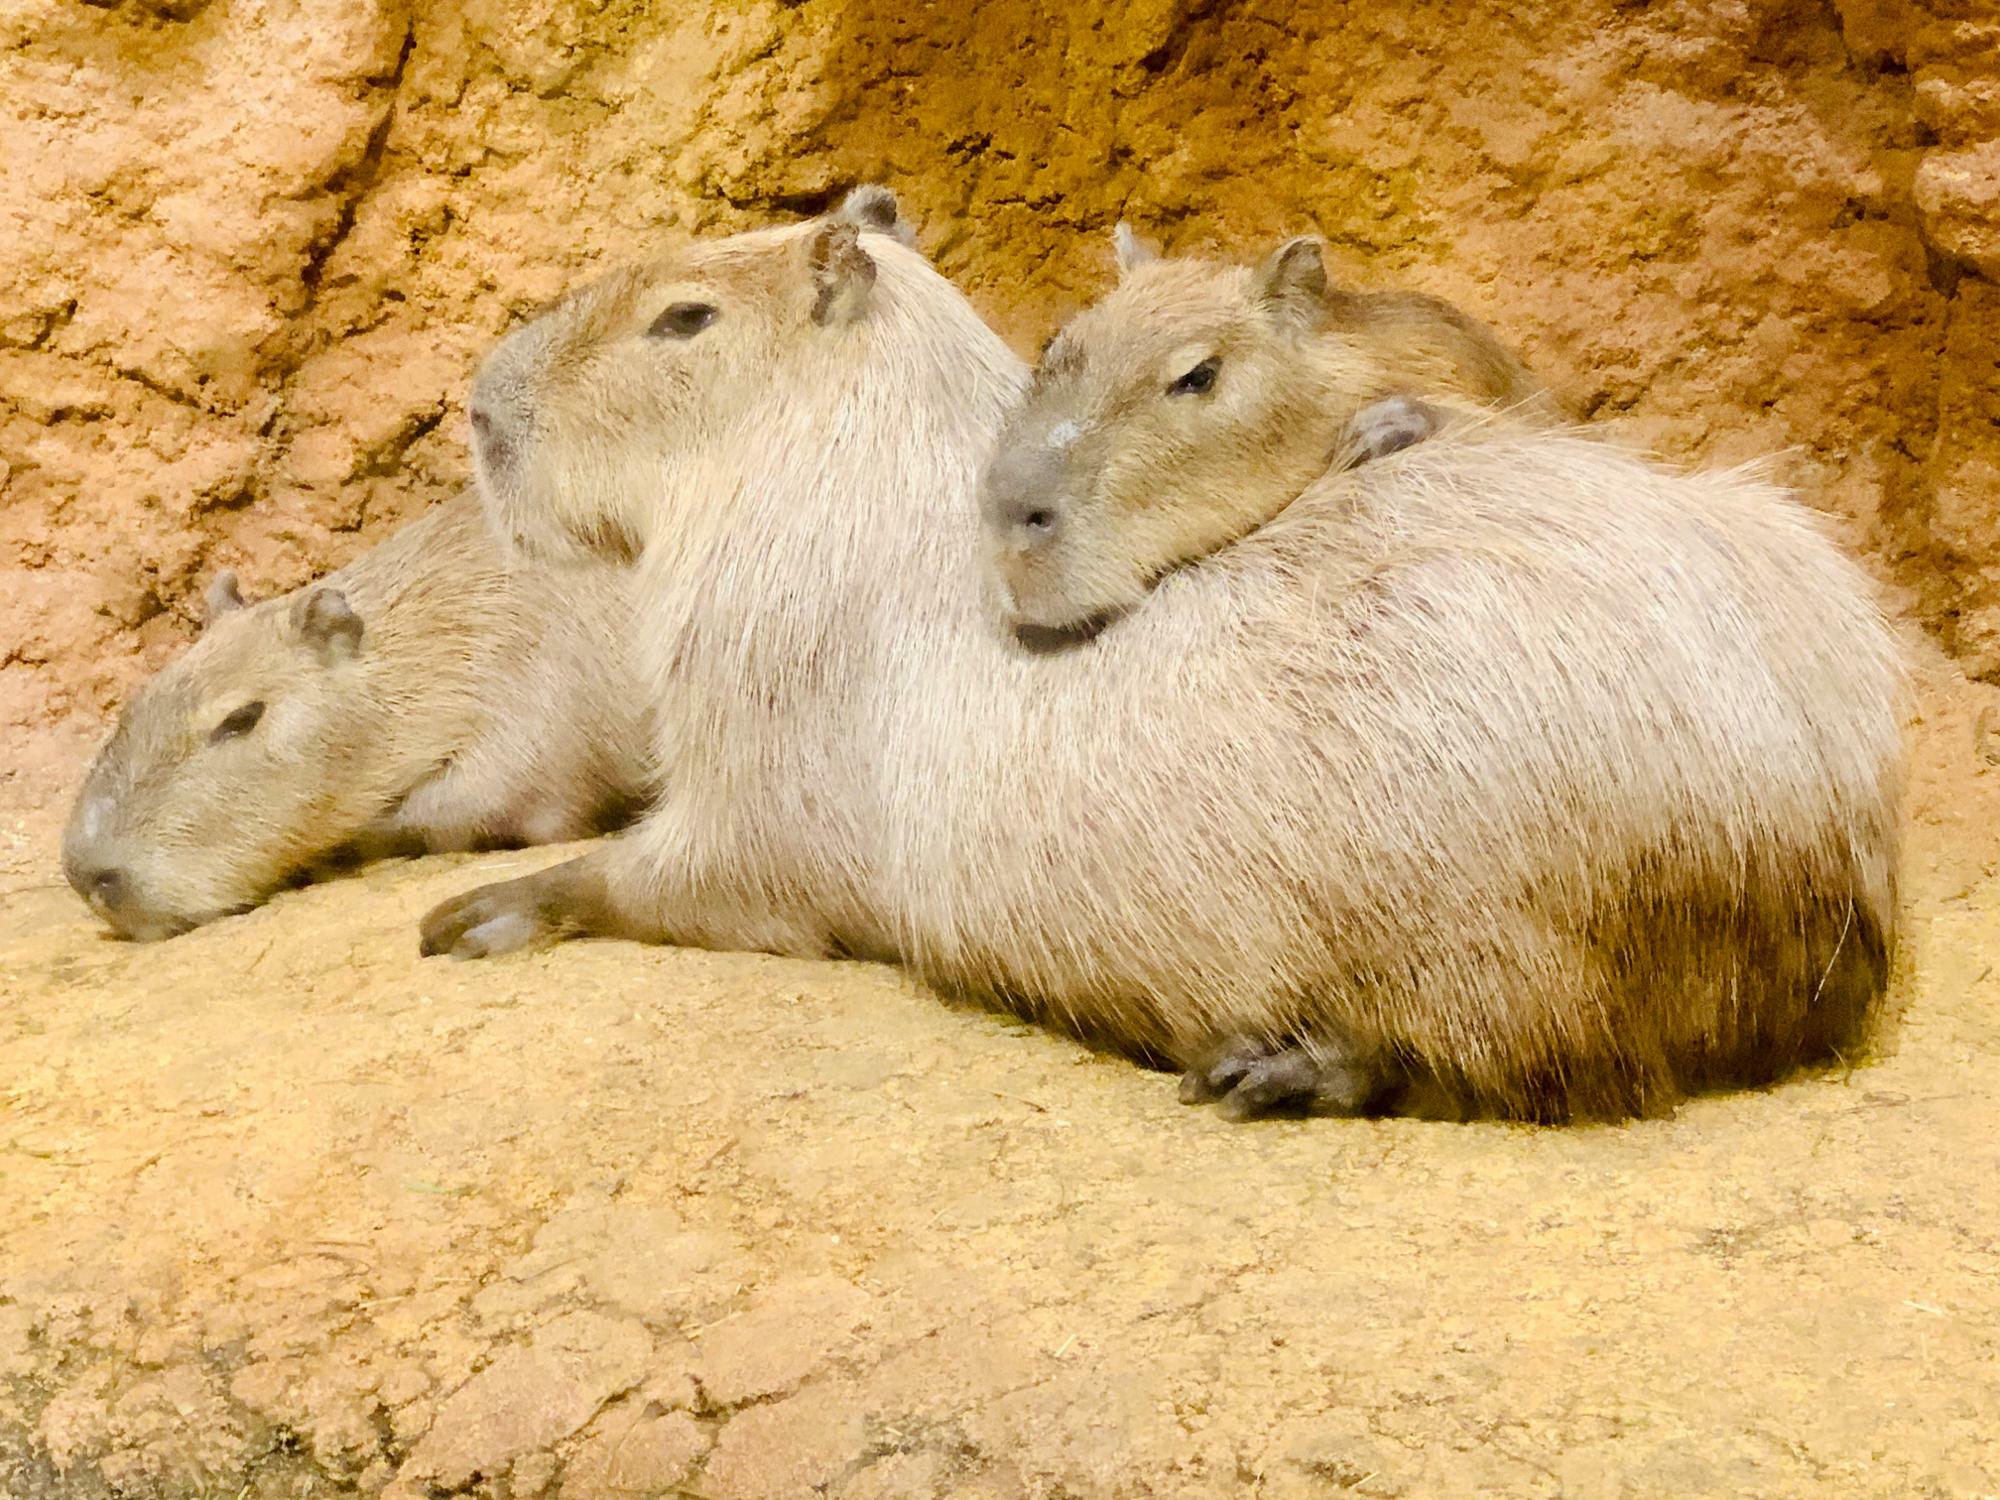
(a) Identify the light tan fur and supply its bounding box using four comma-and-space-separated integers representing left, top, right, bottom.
63, 492, 648, 940
986, 232, 1561, 631
420, 193, 1905, 1122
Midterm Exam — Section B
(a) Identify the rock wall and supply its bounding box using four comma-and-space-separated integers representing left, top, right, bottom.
4, 0, 1997, 759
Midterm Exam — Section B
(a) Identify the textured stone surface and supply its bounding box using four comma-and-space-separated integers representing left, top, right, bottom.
0, 661, 1997, 1496
557, 1404, 706, 1500
1917, 141, 2000, 276
4, 0, 2000, 789
692, 1275, 875, 1407
394, 1311, 652, 1491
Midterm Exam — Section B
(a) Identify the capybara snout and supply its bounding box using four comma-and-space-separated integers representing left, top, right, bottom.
982, 438, 1070, 562
60, 823, 166, 942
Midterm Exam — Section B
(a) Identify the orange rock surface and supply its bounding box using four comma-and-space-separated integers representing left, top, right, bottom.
5, 0, 1999, 778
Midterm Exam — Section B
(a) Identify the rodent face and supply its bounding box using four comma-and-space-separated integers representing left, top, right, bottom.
63, 585, 370, 940
982, 241, 1365, 633
467, 219, 875, 567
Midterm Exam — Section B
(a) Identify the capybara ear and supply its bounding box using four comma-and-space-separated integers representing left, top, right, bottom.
204, 570, 247, 625
1255, 235, 1328, 324
1112, 222, 1159, 275
836, 184, 915, 247
807, 219, 878, 327
294, 586, 365, 662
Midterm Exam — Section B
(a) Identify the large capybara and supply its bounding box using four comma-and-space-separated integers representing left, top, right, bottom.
988, 230, 1562, 632
63, 492, 648, 940
420, 189, 1904, 1123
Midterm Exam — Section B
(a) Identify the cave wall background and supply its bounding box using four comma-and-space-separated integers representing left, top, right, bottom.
4, 0, 1997, 782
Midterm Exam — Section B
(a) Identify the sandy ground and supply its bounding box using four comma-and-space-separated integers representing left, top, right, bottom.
2, 654, 1998, 1500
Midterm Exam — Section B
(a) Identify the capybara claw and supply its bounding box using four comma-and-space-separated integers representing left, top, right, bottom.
1180, 1040, 1380, 1121
419, 886, 544, 960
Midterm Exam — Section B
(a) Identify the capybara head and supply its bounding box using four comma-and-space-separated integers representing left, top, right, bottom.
466, 186, 925, 569
981, 229, 1549, 632
62, 574, 377, 940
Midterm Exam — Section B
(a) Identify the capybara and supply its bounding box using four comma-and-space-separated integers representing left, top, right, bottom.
64, 492, 648, 940
987, 230, 1559, 631
420, 190, 1903, 1122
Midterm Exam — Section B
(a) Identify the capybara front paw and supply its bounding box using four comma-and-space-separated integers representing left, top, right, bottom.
1178, 1039, 1379, 1120
419, 882, 550, 960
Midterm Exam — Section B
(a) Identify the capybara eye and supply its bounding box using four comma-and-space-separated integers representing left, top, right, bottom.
649, 302, 719, 340
209, 701, 266, 743
1167, 356, 1221, 396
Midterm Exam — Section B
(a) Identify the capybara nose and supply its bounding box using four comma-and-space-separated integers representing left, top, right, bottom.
1000, 496, 1061, 549
74, 865, 129, 913
982, 444, 1065, 551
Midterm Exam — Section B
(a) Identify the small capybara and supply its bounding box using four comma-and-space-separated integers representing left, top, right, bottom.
987, 229, 1561, 632
64, 492, 648, 940
419, 189, 1904, 1123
